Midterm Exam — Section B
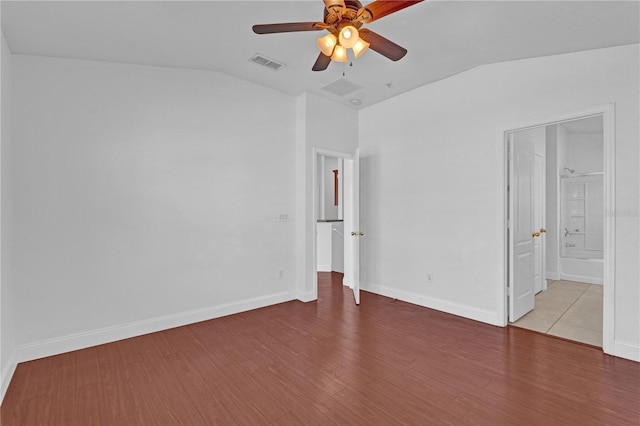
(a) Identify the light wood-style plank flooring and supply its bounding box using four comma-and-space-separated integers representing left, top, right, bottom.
511, 280, 603, 346
2, 272, 639, 425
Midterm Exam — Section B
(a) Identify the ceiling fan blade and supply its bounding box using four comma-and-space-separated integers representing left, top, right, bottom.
359, 28, 407, 61
357, 0, 423, 24
252, 22, 325, 34
312, 53, 332, 71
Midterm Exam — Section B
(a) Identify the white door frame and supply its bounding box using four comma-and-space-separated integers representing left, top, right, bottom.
312, 148, 354, 298
498, 104, 615, 354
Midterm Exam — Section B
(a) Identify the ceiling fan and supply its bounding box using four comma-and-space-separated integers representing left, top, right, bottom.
252, 0, 424, 71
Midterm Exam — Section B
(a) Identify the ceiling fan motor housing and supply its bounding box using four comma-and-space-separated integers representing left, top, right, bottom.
323, 0, 364, 27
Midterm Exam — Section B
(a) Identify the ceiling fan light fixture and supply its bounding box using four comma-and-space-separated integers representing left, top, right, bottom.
331, 44, 348, 62
338, 25, 359, 49
317, 33, 338, 56
352, 37, 370, 58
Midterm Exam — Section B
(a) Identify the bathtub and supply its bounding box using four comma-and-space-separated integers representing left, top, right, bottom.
560, 248, 603, 284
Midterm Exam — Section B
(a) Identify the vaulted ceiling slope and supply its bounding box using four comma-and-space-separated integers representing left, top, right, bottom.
2, 1, 639, 108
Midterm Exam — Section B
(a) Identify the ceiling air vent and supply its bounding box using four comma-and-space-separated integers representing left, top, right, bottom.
250, 54, 285, 71
321, 78, 363, 97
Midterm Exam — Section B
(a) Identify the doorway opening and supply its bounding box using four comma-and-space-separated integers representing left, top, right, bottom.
503, 106, 614, 352
316, 153, 345, 275
312, 148, 360, 305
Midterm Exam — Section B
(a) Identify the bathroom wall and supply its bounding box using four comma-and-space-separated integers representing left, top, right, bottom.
558, 119, 603, 174
564, 132, 603, 173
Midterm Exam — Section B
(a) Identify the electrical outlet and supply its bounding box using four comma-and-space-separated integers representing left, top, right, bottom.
278, 270, 285, 279
426, 274, 433, 283
277, 213, 289, 222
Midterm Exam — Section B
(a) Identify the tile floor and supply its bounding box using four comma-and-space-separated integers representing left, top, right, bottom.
510, 280, 603, 347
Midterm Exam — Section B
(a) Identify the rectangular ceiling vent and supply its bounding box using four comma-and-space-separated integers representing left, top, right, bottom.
321, 78, 363, 97
250, 54, 285, 71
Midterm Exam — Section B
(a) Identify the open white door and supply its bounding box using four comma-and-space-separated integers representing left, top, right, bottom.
509, 134, 536, 322
343, 149, 360, 305
533, 153, 546, 293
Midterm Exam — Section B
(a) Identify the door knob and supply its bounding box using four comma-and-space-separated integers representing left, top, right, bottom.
540, 228, 547, 233
359, 232, 365, 236
351, 231, 357, 236
351, 231, 365, 236
532, 232, 541, 237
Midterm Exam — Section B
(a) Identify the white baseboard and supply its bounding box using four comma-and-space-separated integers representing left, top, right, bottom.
17, 291, 297, 363
362, 282, 502, 326
1, 350, 18, 404
317, 264, 331, 272
297, 290, 317, 303
560, 273, 603, 285
546, 272, 561, 280
612, 340, 640, 362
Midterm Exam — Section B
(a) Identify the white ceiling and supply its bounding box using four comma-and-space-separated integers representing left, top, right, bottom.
2, 0, 639, 109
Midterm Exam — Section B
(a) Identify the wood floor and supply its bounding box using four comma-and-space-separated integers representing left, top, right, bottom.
2, 272, 639, 425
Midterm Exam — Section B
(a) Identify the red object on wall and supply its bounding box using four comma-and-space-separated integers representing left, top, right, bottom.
333, 169, 339, 206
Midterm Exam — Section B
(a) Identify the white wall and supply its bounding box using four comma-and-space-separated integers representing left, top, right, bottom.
1, 31, 17, 401
557, 124, 570, 175
316, 221, 332, 272
12, 55, 298, 360
316, 221, 345, 273
330, 221, 344, 273
562, 131, 603, 174
359, 44, 639, 361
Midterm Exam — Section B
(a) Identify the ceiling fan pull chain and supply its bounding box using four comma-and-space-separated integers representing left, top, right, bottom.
342, 60, 354, 77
